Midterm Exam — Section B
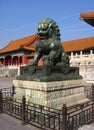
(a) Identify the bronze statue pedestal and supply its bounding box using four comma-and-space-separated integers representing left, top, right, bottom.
16, 65, 82, 82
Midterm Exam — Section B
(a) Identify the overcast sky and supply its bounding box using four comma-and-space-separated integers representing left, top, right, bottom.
0, 0, 94, 49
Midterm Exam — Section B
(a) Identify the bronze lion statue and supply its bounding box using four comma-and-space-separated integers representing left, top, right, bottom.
17, 18, 81, 81
29, 18, 70, 73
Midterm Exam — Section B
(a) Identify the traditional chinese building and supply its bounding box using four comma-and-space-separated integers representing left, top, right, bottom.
0, 34, 39, 77
80, 11, 94, 27
63, 11, 94, 83
0, 34, 37, 66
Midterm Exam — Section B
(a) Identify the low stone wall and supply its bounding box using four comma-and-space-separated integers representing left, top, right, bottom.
0, 68, 18, 77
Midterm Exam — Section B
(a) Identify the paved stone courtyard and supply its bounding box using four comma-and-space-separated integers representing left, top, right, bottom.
0, 113, 40, 130
78, 124, 94, 130
0, 77, 15, 89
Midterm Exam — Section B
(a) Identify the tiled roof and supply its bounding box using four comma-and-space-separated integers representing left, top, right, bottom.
0, 34, 38, 54
63, 36, 94, 52
80, 11, 94, 19
80, 11, 94, 26
0, 34, 94, 54
23, 46, 35, 51
26, 53, 35, 57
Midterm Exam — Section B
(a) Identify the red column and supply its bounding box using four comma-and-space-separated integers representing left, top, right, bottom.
3, 57, 6, 66
18, 56, 20, 65
11, 56, 13, 65
8, 57, 11, 65
22, 55, 25, 65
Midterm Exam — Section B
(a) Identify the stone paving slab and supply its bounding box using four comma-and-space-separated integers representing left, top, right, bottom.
78, 124, 94, 130
0, 77, 15, 89
0, 113, 41, 130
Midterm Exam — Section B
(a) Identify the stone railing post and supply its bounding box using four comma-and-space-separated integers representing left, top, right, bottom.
12, 85, 15, 97
62, 103, 67, 130
92, 84, 94, 100
0, 90, 3, 113
22, 95, 26, 124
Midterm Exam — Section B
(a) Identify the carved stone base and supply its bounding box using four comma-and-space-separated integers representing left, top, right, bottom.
13, 79, 89, 109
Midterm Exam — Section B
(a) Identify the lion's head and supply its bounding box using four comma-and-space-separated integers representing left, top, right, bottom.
37, 18, 61, 41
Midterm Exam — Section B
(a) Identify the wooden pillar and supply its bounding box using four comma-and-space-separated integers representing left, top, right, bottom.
3, 57, 6, 66
8, 57, 10, 65
11, 56, 13, 65
19, 56, 22, 65
18, 56, 20, 65
22, 55, 25, 65
22, 55, 27, 65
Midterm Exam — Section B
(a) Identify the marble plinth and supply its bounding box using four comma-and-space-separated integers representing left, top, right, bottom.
13, 79, 89, 109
